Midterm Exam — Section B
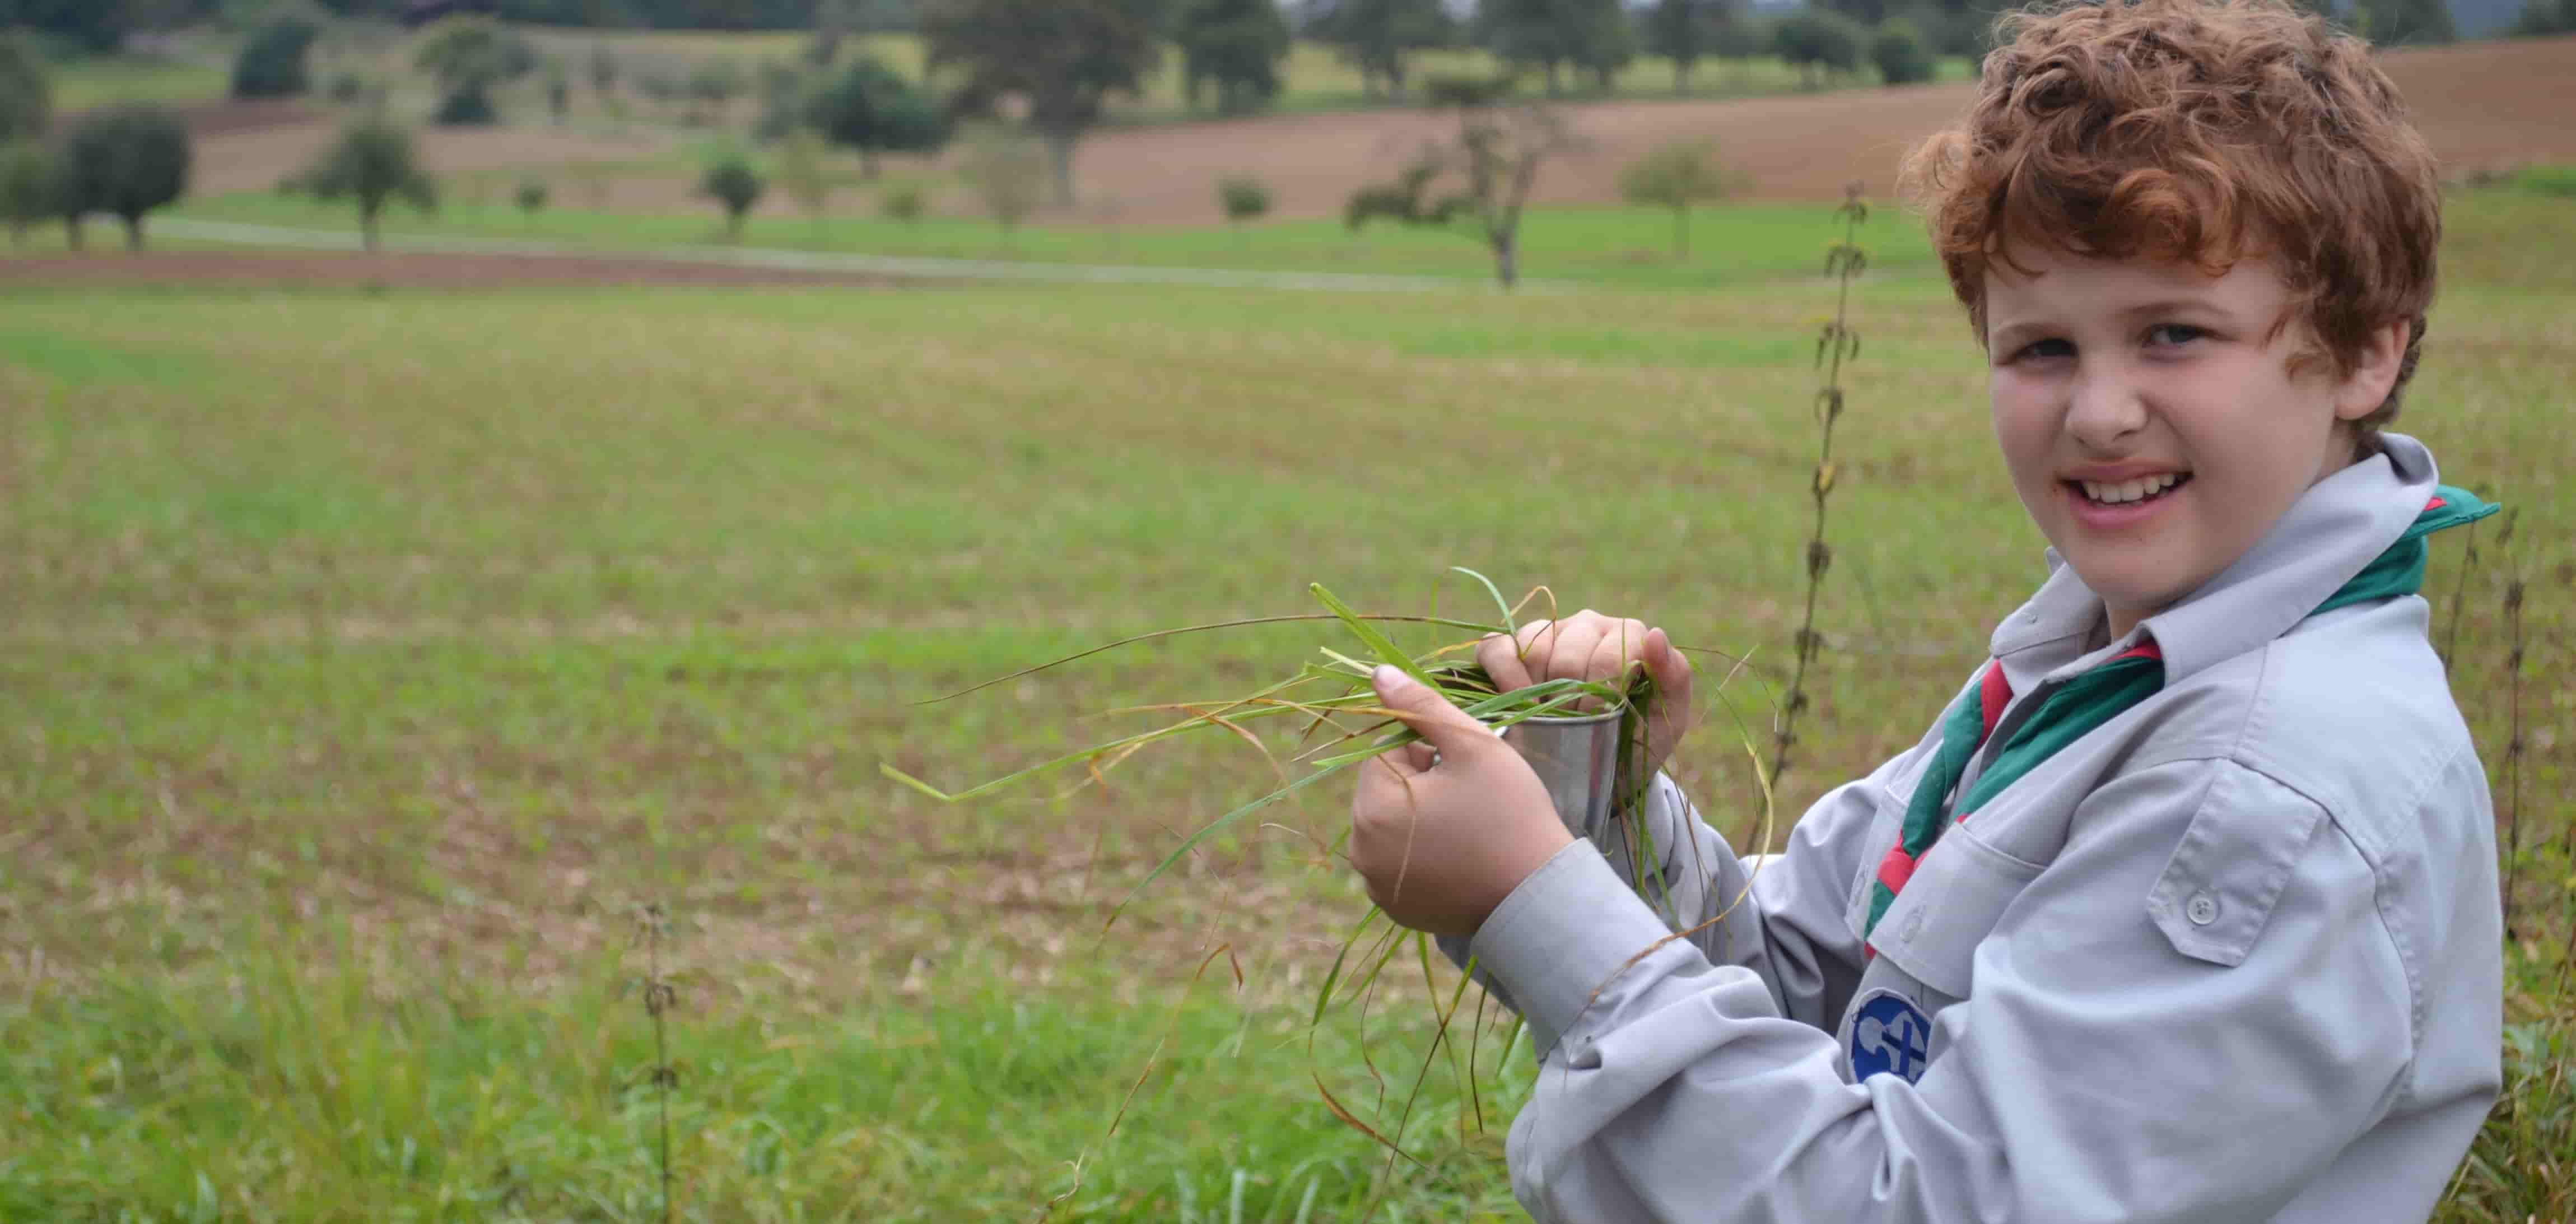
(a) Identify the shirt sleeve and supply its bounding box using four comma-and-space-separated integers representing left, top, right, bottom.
1469, 758, 2415, 1223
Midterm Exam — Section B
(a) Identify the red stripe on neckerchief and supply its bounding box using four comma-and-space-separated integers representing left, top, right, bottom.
1856, 486, 2499, 959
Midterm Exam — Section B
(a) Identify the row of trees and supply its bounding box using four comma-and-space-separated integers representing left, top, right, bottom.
2, 30, 193, 247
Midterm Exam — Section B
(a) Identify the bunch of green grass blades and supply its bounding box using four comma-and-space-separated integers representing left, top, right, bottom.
882, 568, 1764, 1197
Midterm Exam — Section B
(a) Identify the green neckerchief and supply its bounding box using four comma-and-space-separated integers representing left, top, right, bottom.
1860, 485, 2497, 948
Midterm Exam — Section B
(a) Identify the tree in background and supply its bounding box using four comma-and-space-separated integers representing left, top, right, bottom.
0, 139, 61, 247
1344, 75, 1582, 288
686, 57, 749, 124
1302, 0, 1449, 101
231, 15, 319, 99
58, 104, 190, 249
2514, 0, 2575, 31
1175, 0, 1291, 115
1773, 9, 1864, 88
808, 0, 862, 62
1215, 172, 1268, 234
515, 176, 548, 219
2352, 0, 2455, 42
804, 53, 946, 176
1480, 0, 1632, 96
1617, 136, 1739, 257
922, 0, 1166, 207
698, 148, 765, 238
1644, 0, 1730, 92
285, 114, 435, 251
1817, 0, 1889, 26
776, 125, 831, 226
414, 16, 539, 124
588, 41, 621, 99
544, 58, 572, 120
1, 0, 132, 53
1870, 16, 1934, 83
0, 32, 50, 144
953, 122, 1046, 247
878, 178, 926, 221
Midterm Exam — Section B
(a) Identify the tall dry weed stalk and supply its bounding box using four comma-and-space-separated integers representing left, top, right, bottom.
2440, 520, 2481, 671
1762, 181, 1868, 835
637, 901, 679, 1224
2494, 511, 2527, 939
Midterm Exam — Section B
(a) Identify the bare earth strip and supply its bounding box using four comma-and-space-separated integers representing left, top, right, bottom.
0, 249, 903, 288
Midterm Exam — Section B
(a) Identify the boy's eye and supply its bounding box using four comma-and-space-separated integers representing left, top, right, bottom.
2145, 324, 2207, 347
2010, 338, 2075, 362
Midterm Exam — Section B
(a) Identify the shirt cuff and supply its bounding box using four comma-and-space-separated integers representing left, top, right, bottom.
1469, 839, 1694, 1054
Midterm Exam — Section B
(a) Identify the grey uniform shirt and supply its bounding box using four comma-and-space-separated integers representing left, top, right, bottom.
1455, 434, 2502, 1222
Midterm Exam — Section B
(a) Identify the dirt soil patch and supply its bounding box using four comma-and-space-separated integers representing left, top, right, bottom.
190, 117, 674, 197
0, 250, 903, 290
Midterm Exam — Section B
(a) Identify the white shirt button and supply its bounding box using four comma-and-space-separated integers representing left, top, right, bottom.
2186, 892, 2220, 926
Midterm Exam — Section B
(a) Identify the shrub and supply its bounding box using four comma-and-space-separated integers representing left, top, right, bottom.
327, 71, 371, 104
1773, 10, 1865, 86
0, 32, 49, 143
58, 104, 192, 250
231, 16, 319, 100
879, 180, 928, 222
955, 124, 1047, 245
285, 114, 436, 252
699, 151, 765, 239
1618, 136, 1740, 257
516, 178, 548, 216
1870, 17, 1936, 86
1217, 175, 1270, 225
0, 138, 62, 246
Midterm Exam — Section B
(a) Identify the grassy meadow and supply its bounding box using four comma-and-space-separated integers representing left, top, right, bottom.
2, 189, 2572, 1220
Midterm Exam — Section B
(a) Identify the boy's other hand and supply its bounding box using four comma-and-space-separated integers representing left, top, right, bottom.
1476, 612, 1698, 778
1350, 665, 1572, 937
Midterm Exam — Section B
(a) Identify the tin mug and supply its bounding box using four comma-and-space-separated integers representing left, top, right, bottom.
1498, 707, 1629, 845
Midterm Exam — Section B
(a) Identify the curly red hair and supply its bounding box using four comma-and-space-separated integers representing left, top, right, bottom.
1905, 0, 2442, 433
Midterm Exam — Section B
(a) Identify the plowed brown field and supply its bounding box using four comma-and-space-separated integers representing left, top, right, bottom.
163, 32, 2576, 226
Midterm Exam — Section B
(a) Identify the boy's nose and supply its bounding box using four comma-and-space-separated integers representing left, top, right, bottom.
2065, 369, 2149, 451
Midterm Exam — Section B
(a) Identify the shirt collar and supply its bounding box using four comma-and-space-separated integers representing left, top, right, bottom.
1987, 432, 2441, 686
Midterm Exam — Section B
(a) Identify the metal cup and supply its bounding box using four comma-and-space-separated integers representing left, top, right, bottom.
1500, 708, 1629, 845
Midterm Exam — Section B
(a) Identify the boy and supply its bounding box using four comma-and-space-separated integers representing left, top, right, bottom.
1346, 0, 2503, 1218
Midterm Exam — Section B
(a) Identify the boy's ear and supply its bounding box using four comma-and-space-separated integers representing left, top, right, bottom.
2333, 318, 2413, 422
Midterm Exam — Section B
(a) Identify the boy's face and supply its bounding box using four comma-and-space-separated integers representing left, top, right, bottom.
1983, 248, 2406, 637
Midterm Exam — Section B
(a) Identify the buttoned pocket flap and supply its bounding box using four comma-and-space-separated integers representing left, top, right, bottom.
2148, 766, 2328, 967
1869, 829, 2044, 999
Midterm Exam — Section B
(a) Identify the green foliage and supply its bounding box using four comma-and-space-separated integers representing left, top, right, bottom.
0, 0, 131, 53
698, 148, 766, 237
1642, 0, 1735, 89
413, 15, 539, 125
775, 125, 830, 217
2514, 0, 2576, 31
229, 15, 317, 99
953, 122, 1046, 237
919, 0, 1162, 204
324, 68, 369, 103
1303, 0, 1452, 100
1216, 173, 1270, 223
804, 53, 947, 165
1817, 0, 1888, 25
285, 113, 435, 250
0, 137, 62, 244
1773, 8, 1865, 85
1617, 136, 1739, 256
2511, 164, 2576, 198
1480, 0, 1634, 95
1869, 16, 1934, 85
2352, 0, 2456, 43
878, 177, 926, 220
515, 176, 549, 215
57, 102, 189, 248
686, 54, 749, 120
1175, 0, 1293, 114
0, 31, 54, 143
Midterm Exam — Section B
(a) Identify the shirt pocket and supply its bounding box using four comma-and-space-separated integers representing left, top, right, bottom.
1867, 827, 2046, 999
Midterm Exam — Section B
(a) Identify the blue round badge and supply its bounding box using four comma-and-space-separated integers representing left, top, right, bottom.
1849, 989, 1933, 1084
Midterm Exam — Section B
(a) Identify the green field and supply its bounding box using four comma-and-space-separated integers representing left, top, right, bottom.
2, 194, 2571, 1219
48, 52, 230, 111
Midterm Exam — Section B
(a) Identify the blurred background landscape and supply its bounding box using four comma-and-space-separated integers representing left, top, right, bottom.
2, 0, 2572, 1218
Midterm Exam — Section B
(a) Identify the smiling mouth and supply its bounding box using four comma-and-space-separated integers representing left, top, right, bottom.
2070, 473, 2193, 506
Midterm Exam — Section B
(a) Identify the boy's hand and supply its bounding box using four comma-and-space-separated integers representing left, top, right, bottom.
1350, 666, 1572, 937
1477, 612, 1698, 778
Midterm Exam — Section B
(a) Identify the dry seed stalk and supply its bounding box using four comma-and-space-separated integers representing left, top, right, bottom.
1763, 181, 1868, 828
637, 901, 678, 1224
2494, 511, 2527, 940
2439, 520, 2480, 671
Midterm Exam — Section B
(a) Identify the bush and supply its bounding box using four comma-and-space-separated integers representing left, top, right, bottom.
516, 178, 548, 215
59, 104, 191, 250
1871, 18, 1936, 85
699, 151, 765, 239
879, 180, 927, 222
286, 114, 436, 252
0, 32, 49, 143
327, 71, 371, 104
231, 17, 319, 100
1216, 175, 1270, 224
432, 88, 498, 125
0, 138, 62, 245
